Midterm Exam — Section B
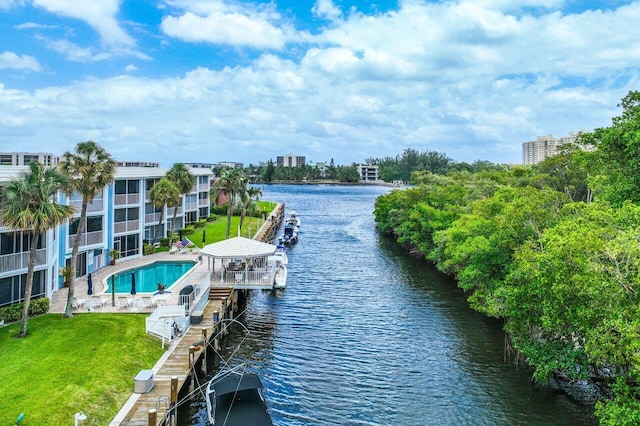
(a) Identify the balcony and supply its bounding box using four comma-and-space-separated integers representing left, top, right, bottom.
67, 230, 104, 249
199, 198, 209, 207
114, 194, 140, 205
167, 206, 183, 216
0, 248, 47, 272
198, 183, 209, 191
69, 199, 104, 213
145, 212, 162, 223
184, 202, 198, 211
114, 220, 140, 234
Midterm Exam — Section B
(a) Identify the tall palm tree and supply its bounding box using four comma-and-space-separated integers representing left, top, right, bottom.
166, 163, 195, 245
149, 178, 180, 245
247, 186, 263, 229
58, 141, 116, 318
1, 162, 74, 337
210, 168, 244, 239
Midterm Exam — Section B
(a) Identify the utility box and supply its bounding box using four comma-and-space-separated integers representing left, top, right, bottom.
191, 310, 204, 324
134, 369, 154, 394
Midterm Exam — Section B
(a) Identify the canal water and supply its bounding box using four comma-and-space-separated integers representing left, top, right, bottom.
180, 184, 596, 425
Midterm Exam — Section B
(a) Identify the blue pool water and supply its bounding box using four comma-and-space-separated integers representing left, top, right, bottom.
106, 261, 195, 293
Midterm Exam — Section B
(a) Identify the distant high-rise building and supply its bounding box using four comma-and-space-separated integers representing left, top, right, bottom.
522, 132, 581, 165
277, 154, 306, 167
0, 152, 59, 166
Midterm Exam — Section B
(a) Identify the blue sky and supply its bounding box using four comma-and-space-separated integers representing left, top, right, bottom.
0, 0, 638, 167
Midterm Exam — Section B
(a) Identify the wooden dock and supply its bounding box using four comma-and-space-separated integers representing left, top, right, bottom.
112, 290, 233, 425
111, 204, 282, 425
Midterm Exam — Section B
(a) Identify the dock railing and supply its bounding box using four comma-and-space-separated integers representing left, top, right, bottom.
146, 305, 188, 341
178, 270, 211, 313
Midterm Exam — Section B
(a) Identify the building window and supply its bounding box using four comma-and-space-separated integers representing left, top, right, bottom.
0, 231, 43, 254
113, 234, 139, 258
0, 154, 12, 165
115, 180, 140, 195
0, 270, 45, 307
114, 208, 139, 222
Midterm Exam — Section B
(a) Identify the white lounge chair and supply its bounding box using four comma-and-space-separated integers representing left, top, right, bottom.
117, 296, 131, 309
89, 295, 105, 309
72, 297, 85, 309
140, 296, 156, 309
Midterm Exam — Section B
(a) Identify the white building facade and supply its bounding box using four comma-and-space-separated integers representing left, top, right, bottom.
0, 165, 212, 308
522, 132, 580, 165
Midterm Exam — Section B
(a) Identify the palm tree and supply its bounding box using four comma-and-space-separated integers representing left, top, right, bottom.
149, 178, 180, 245
1, 162, 74, 337
58, 141, 116, 318
166, 163, 195, 245
210, 168, 244, 238
247, 186, 263, 229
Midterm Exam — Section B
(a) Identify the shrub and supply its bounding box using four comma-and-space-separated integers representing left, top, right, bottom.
159, 237, 170, 247
194, 219, 206, 228
143, 244, 156, 255
0, 297, 50, 323
207, 214, 217, 222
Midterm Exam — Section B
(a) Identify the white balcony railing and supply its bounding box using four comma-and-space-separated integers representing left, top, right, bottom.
184, 202, 198, 211
0, 248, 47, 272
69, 199, 104, 213
168, 206, 183, 216
114, 220, 140, 234
145, 212, 162, 223
67, 230, 104, 249
114, 194, 140, 205
198, 198, 209, 207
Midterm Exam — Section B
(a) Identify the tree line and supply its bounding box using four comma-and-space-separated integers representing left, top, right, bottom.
373, 91, 640, 425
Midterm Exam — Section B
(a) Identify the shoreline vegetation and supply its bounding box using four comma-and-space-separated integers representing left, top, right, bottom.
373, 91, 640, 425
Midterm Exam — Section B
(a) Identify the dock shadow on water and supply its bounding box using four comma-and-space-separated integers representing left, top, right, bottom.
179, 184, 597, 426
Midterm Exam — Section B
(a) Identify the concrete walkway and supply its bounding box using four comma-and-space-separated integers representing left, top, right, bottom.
50, 251, 203, 314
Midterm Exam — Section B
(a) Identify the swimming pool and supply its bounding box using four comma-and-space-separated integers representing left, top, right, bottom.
106, 261, 196, 293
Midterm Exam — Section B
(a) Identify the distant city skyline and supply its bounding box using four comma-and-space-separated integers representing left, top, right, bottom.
0, 0, 638, 166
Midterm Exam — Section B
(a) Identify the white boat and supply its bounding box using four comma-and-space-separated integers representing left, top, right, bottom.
268, 245, 288, 265
274, 262, 288, 289
285, 211, 301, 228
206, 364, 273, 426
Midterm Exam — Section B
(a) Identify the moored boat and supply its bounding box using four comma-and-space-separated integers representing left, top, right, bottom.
278, 223, 298, 245
285, 210, 301, 228
274, 262, 288, 289
205, 364, 273, 426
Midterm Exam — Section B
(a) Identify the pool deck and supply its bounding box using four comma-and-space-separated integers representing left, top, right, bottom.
50, 250, 209, 313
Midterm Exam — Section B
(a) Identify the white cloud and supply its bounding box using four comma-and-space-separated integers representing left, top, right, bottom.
161, 11, 287, 49
312, 0, 342, 20
14, 22, 57, 30
160, 0, 293, 49
0, 51, 42, 71
32, 0, 134, 47
1, 1, 639, 166
124, 64, 138, 72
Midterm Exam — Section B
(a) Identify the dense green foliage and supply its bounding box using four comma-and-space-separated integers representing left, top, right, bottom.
243, 162, 362, 183
373, 91, 640, 423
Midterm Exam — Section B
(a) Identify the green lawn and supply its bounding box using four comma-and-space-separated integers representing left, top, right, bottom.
1, 202, 279, 425
0, 314, 163, 426
190, 205, 275, 247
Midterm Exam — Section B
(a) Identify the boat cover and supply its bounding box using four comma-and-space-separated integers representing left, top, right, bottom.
214, 372, 264, 396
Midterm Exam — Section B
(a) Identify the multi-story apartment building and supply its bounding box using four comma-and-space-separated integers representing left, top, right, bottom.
0, 164, 212, 308
522, 132, 580, 165
0, 152, 59, 166
357, 164, 379, 182
277, 154, 306, 167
